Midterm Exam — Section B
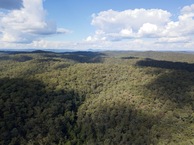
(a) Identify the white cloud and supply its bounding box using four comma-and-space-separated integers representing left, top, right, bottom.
120, 28, 133, 37
160, 5, 194, 39
90, 9, 171, 41
83, 4, 194, 51
88, 5, 194, 48
138, 23, 158, 37
0, 0, 69, 43
91, 9, 170, 32
157, 37, 191, 44
181, 4, 194, 14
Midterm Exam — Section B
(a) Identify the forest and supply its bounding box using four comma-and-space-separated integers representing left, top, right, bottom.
1, 50, 194, 145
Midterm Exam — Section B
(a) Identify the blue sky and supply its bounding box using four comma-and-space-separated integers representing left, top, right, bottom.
0, 0, 194, 51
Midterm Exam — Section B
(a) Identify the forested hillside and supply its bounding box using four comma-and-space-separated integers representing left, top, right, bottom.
1, 51, 194, 145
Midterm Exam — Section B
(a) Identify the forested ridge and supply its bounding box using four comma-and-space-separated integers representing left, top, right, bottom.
1, 51, 194, 145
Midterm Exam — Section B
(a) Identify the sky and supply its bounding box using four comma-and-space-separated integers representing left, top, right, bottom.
0, 0, 194, 51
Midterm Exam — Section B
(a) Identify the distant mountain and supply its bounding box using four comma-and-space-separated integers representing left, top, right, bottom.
31, 50, 53, 53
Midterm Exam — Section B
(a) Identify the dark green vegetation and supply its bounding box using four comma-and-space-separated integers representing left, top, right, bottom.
1, 50, 194, 145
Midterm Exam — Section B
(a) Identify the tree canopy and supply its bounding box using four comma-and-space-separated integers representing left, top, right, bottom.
1, 51, 194, 144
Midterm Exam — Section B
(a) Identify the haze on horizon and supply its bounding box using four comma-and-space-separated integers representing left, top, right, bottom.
0, 0, 194, 51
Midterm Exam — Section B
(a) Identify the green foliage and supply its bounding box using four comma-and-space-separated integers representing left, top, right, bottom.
1, 51, 194, 144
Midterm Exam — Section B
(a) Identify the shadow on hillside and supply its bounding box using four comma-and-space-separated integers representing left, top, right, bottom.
77, 96, 191, 144
0, 76, 192, 144
146, 71, 194, 108
121, 56, 139, 60
0, 51, 106, 63
78, 104, 159, 144
0, 55, 33, 62
0, 77, 85, 145
0, 55, 10, 61
136, 58, 194, 72
76, 58, 194, 144
136, 59, 194, 107
43, 51, 106, 63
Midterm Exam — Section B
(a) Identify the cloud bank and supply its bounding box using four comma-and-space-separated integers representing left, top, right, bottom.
87, 5, 194, 44
0, 0, 69, 43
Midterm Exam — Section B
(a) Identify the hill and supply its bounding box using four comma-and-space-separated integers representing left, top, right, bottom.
1, 51, 194, 145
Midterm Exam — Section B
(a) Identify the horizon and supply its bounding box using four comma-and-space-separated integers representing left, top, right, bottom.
1, 48, 194, 53
0, 0, 194, 51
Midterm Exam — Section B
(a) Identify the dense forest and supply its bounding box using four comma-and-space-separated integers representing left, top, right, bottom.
1, 50, 194, 145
